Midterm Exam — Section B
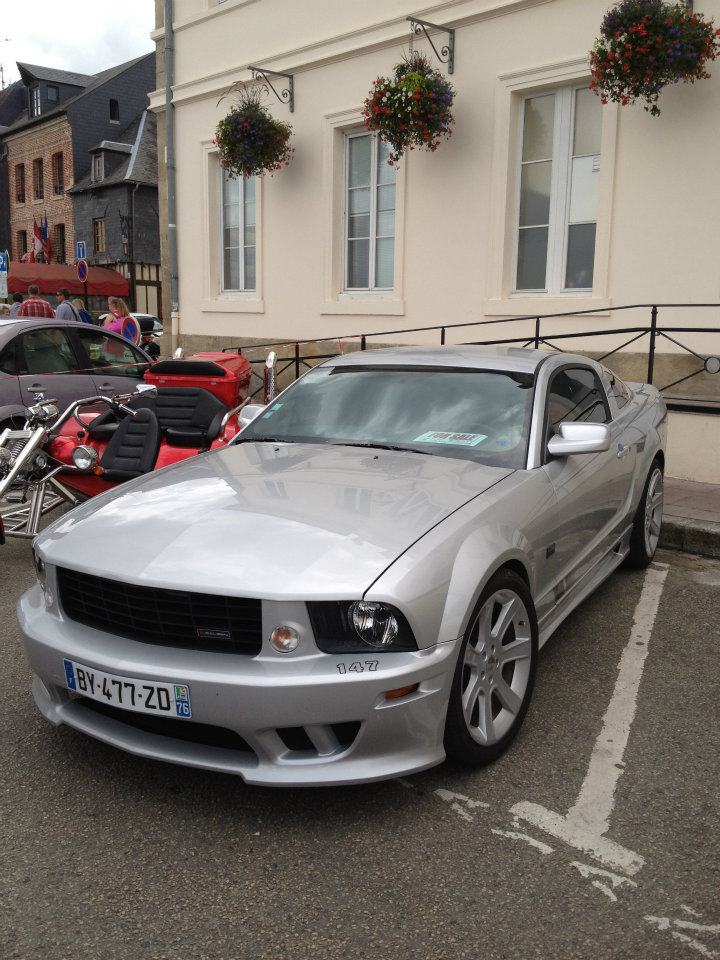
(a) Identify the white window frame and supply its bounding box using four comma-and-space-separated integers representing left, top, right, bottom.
484, 58, 618, 316
220, 171, 256, 293
92, 154, 104, 182
513, 85, 600, 296
30, 86, 41, 117
342, 130, 394, 293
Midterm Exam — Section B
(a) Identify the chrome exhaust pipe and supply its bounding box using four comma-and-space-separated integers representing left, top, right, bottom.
264, 351, 277, 403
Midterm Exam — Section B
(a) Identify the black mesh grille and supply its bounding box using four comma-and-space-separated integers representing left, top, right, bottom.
57, 567, 262, 655
75, 697, 255, 753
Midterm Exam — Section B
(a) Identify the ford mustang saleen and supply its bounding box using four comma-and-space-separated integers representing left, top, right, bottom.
18, 347, 666, 785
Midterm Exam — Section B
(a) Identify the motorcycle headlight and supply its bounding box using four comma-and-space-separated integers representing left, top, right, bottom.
72, 445, 99, 472
307, 601, 417, 653
32, 547, 47, 590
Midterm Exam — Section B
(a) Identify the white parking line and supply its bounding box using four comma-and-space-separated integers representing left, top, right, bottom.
512, 563, 669, 876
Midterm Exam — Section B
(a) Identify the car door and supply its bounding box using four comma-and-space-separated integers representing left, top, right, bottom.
0, 336, 23, 416
72, 327, 151, 398
15, 325, 96, 412
541, 364, 633, 596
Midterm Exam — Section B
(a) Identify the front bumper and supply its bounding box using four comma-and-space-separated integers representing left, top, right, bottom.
18, 585, 458, 786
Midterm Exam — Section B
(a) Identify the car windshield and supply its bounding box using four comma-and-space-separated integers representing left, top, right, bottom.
238, 365, 535, 467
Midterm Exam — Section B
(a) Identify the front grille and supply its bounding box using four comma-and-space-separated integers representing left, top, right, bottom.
75, 697, 255, 754
57, 567, 262, 655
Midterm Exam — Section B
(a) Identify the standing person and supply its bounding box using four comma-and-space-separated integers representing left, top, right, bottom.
71, 298, 94, 324
104, 297, 140, 344
8, 293, 23, 317
55, 289, 83, 323
17, 284, 54, 319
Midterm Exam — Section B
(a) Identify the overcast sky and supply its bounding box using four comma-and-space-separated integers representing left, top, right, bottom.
0, 1, 155, 87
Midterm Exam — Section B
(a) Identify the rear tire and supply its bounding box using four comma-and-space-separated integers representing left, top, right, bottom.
625, 459, 664, 570
444, 569, 538, 767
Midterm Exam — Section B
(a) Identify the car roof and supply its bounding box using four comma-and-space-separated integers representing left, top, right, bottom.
324, 344, 586, 374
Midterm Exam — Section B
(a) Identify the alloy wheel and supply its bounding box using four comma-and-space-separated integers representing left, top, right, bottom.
644, 467, 664, 557
461, 589, 532, 746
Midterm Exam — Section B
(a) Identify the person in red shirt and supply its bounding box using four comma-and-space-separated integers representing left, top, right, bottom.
17, 284, 55, 319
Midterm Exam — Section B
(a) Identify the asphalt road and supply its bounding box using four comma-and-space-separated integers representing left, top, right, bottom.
1, 541, 719, 960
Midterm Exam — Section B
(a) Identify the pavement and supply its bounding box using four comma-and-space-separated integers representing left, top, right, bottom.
661, 477, 720, 560
1, 539, 719, 960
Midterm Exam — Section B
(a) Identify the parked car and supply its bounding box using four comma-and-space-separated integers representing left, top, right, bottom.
0, 319, 153, 431
19, 346, 666, 786
131, 313, 163, 337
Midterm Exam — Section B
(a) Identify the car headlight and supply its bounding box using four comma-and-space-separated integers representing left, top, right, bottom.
72, 445, 99, 472
32, 547, 47, 590
307, 601, 417, 653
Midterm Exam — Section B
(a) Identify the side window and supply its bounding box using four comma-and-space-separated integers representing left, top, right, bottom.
545, 366, 609, 439
610, 374, 632, 410
18, 329, 79, 376
0, 340, 17, 376
76, 329, 148, 379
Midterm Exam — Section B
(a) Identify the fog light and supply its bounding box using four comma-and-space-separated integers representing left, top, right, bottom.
270, 625, 300, 653
384, 684, 419, 700
72, 445, 99, 472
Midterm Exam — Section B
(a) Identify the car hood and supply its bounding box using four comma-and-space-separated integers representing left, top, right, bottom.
38, 443, 513, 598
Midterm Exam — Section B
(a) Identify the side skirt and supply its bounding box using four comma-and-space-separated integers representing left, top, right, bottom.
537, 524, 633, 648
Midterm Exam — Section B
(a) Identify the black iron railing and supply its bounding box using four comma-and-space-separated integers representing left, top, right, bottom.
222, 304, 720, 414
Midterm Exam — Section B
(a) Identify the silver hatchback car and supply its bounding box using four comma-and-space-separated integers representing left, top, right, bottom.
19, 347, 666, 786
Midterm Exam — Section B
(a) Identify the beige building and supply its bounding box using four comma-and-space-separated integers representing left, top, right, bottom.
151, 0, 720, 482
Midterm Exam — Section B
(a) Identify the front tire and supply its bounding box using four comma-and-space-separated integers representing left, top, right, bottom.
444, 569, 538, 767
625, 459, 664, 570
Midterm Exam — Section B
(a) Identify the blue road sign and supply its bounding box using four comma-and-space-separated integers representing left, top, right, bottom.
76, 240, 86, 261
76, 259, 89, 283
0, 252, 8, 273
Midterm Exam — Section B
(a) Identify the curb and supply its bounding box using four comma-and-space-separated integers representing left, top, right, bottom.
660, 516, 720, 561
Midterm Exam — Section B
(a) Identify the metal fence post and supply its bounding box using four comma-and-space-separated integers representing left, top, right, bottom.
647, 306, 658, 384
361, 335, 366, 351
534, 317, 541, 349
441, 327, 446, 345
294, 342, 300, 381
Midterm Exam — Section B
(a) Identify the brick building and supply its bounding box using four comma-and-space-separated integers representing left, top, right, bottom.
0, 55, 157, 305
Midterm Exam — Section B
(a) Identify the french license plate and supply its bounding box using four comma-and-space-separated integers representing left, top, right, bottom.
63, 659, 192, 719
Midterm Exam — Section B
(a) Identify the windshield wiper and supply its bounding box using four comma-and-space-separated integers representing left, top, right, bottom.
235, 436, 296, 444
329, 441, 435, 456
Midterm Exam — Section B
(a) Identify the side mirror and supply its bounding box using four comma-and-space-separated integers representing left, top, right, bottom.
238, 404, 267, 429
134, 383, 158, 397
547, 422, 611, 457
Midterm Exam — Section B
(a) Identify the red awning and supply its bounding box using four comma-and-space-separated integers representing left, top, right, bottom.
8, 262, 130, 297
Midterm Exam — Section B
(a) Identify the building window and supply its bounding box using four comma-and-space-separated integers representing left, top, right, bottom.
15, 164, 25, 204
52, 152, 64, 194
33, 158, 44, 199
344, 132, 396, 291
17, 230, 28, 259
29, 85, 41, 117
515, 86, 602, 294
92, 154, 104, 182
55, 224, 66, 264
109, 98, 120, 123
47, 85, 59, 103
221, 169, 256, 292
93, 218, 106, 255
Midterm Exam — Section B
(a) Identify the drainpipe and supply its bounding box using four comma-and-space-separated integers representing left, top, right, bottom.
164, 0, 179, 351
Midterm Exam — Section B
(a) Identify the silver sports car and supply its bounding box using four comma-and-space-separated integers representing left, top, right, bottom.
18, 347, 666, 786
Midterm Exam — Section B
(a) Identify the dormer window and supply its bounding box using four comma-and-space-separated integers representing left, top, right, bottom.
92, 154, 104, 182
29, 85, 41, 118
109, 99, 120, 123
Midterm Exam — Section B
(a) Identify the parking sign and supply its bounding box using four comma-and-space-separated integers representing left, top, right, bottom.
0, 251, 7, 299
75, 240, 86, 261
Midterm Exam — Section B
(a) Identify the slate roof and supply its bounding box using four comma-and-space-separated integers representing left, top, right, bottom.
16, 63, 94, 88
2, 53, 154, 137
68, 110, 158, 194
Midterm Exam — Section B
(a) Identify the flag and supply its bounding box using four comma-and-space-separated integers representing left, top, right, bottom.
42, 215, 53, 261
32, 217, 44, 259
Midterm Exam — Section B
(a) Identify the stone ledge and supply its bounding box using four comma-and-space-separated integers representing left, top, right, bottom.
660, 517, 720, 561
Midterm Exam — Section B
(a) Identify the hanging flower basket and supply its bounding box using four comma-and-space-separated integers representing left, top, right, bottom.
362, 52, 455, 164
590, 0, 720, 116
215, 85, 293, 177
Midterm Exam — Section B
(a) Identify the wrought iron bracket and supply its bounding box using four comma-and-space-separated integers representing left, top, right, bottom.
247, 66, 294, 112
407, 16, 455, 74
